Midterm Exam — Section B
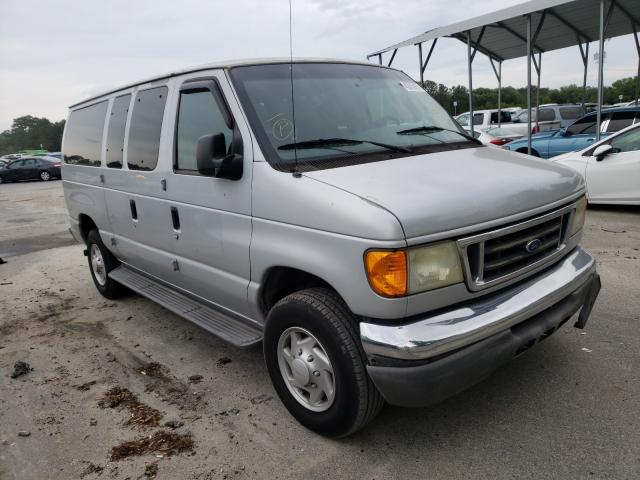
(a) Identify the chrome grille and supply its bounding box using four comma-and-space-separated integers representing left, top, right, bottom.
458, 204, 575, 291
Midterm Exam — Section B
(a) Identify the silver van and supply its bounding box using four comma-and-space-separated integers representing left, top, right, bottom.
62, 59, 601, 437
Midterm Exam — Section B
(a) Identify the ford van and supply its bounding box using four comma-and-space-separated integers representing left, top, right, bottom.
61, 59, 601, 437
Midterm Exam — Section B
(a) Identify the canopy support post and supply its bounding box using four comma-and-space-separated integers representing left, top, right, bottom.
633, 29, 640, 105
532, 52, 542, 132
387, 49, 397, 67
489, 58, 502, 127
527, 15, 532, 155
578, 40, 590, 110
466, 31, 474, 136
418, 43, 424, 86
596, 0, 605, 142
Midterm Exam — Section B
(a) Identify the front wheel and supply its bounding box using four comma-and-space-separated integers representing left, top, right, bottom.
86, 229, 126, 299
264, 288, 383, 437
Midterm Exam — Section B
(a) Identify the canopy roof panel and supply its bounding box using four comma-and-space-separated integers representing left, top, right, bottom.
368, 0, 640, 62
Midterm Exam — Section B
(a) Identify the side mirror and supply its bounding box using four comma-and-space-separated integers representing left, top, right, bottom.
196, 133, 243, 180
592, 144, 613, 161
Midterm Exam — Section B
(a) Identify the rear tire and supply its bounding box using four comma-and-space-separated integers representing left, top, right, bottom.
39, 170, 51, 181
264, 288, 384, 437
86, 229, 126, 299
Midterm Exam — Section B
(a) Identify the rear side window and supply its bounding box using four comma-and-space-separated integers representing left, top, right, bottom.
567, 115, 598, 135
606, 111, 636, 132
176, 90, 233, 171
456, 114, 469, 126
127, 87, 168, 171
490, 111, 512, 123
64, 101, 108, 166
106, 94, 131, 168
473, 113, 483, 125
559, 107, 583, 120
538, 109, 555, 122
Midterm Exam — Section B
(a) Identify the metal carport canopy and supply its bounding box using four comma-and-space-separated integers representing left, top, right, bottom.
368, 0, 639, 62
367, 0, 640, 155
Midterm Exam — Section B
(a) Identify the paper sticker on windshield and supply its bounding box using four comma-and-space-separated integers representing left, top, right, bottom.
400, 81, 423, 92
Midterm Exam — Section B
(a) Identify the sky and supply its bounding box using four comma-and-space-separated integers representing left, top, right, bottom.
0, 0, 637, 131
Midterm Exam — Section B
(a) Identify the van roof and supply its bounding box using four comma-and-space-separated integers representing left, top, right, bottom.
70, 57, 383, 109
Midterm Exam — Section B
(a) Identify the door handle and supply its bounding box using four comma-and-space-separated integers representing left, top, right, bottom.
170, 207, 180, 231
129, 199, 138, 221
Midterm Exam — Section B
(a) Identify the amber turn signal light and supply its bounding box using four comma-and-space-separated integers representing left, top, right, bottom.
365, 250, 408, 297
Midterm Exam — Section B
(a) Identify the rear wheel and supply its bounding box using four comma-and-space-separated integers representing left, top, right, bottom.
86, 229, 126, 299
39, 170, 51, 181
264, 288, 383, 437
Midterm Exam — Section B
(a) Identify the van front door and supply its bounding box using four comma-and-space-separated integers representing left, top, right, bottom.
165, 74, 253, 319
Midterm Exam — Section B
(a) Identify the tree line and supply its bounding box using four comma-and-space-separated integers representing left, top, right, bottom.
1, 75, 637, 155
0, 116, 65, 156
423, 75, 639, 115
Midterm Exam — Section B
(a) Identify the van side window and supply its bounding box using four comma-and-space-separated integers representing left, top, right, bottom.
176, 90, 233, 171
127, 87, 168, 171
64, 101, 108, 166
106, 94, 131, 168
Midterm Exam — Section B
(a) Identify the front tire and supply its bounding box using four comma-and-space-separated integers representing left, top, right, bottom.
264, 288, 383, 437
86, 229, 126, 299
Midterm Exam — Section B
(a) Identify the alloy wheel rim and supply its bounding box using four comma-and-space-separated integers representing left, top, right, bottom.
41, 171, 50, 181
90, 244, 107, 286
277, 326, 336, 412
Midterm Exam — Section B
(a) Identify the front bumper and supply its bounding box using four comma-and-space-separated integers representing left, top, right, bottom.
360, 246, 600, 408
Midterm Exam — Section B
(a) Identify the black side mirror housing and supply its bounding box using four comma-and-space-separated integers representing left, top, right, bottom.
196, 133, 243, 180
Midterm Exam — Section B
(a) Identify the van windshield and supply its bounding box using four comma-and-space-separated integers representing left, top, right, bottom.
229, 63, 476, 172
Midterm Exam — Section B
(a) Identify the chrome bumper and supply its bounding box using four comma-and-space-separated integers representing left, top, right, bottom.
360, 246, 597, 362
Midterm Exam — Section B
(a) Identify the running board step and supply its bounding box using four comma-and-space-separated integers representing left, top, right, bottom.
109, 266, 262, 348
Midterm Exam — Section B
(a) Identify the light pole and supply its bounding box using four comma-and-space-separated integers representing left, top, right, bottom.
453, 100, 458, 116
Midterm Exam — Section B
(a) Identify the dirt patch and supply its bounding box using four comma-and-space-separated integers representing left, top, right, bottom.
80, 462, 104, 478
110, 430, 194, 461
99, 387, 163, 428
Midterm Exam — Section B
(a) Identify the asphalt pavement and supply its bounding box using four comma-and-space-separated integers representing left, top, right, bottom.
0, 180, 638, 480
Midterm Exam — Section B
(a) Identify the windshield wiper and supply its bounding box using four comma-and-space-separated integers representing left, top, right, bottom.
396, 125, 480, 144
278, 137, 411, 153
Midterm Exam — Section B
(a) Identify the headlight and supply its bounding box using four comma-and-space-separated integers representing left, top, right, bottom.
365, 241, 463, 297
570, 196, 587, 236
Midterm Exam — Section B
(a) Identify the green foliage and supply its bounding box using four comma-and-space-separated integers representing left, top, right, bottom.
421, 76, 638, 115
1, 76, 638, 155
0, 115, 65, 156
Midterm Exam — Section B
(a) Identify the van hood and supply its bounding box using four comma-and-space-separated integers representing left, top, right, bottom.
303, 146, 584, 239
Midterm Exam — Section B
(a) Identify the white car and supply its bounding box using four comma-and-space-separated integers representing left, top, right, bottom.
462, 126, 523, 146
553, 123, 640, 205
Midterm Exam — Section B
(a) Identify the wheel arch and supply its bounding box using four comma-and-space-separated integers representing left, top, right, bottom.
259, 266, 338, 317
78, 213, 98, 243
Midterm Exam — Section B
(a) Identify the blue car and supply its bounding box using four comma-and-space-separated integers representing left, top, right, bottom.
504, 106, 640, 158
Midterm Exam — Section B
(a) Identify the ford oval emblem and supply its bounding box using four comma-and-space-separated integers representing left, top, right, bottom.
525, 238, 542, 253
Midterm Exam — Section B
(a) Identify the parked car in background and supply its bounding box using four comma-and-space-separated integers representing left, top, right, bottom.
552, 123, 640, 205
0, 156, 62, 183
503, 106, 640, 158
463, 126, 524, 146
508, 104, 584, 134
455, 109, 515, 128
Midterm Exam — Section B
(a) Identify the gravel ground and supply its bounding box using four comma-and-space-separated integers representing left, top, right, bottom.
0, 180, 639, 480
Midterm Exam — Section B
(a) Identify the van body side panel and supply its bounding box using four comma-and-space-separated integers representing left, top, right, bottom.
160, 71, 254, 318
248, 162, 407, 321
61, 98, 111, 242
